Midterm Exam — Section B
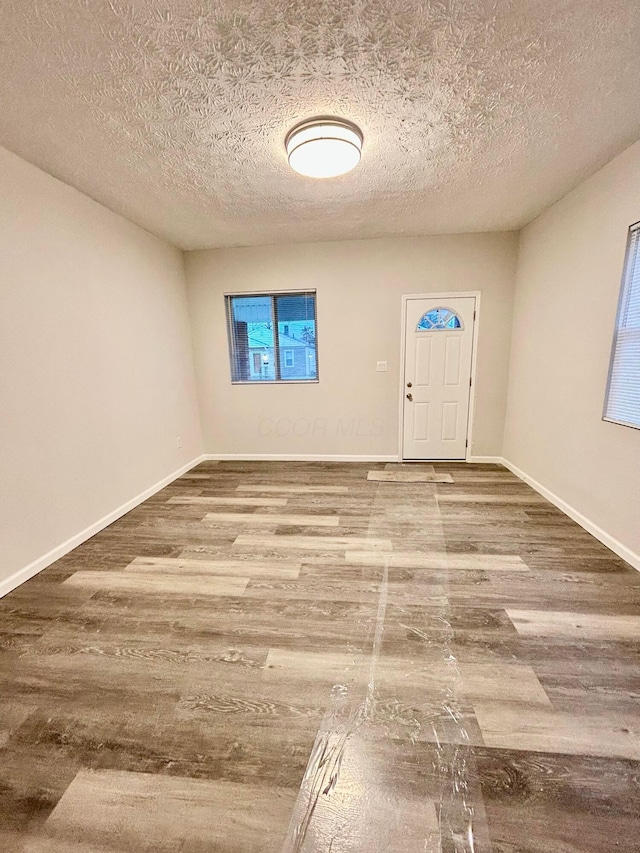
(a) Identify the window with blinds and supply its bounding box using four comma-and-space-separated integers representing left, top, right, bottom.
603, 222, 640, 429
225, 291, 318, 383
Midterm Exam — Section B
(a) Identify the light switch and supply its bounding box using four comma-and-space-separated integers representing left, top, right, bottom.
376, 361, 388, 372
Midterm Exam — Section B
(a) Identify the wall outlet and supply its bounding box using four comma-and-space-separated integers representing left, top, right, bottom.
176, 436, 182, 449
376, 361, 388, 372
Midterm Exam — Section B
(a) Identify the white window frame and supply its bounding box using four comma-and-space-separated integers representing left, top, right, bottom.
603, 221, 640, 430
224, 290, 319, 385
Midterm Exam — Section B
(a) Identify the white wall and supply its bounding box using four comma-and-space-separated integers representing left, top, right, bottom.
186, 233, 518, 459
0, 147, 202, 589
503, 140, 640, 564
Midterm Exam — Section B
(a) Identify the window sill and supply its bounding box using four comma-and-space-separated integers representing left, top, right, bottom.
230, 379, 320, 386
602, 416, 640, 431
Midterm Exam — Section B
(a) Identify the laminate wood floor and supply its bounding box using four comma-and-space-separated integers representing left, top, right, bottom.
1, 461, 639, 852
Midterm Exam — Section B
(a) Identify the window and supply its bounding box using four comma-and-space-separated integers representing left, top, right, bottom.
225, 291, 318, 383
604, 222, 640, 429
417, 307, 462, 330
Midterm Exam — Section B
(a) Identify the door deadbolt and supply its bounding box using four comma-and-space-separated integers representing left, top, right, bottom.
406, 381, 412, 388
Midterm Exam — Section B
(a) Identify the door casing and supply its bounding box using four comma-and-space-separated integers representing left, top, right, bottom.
398, 291, 481, 462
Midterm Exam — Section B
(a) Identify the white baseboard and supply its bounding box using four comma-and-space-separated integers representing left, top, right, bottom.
205, 453, 504, 464
0, 455, 206, 600
203, 454, 400, 463
502, 457, 640, 572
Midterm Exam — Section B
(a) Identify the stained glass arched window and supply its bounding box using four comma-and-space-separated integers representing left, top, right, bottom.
416, 307, 463, 331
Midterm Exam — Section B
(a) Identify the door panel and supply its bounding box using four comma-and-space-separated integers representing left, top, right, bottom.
415, 338, 433, 386
402, 296, 475, 460
441, 401, 459, 441
444, 337, 461, 385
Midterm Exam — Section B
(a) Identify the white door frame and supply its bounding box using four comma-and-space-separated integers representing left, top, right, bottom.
398, 291, 481, 462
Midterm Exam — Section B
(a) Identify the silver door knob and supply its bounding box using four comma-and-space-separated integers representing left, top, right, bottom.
406, 393, 413, 401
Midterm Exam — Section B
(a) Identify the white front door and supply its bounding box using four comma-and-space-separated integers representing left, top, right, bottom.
402, 296, 476, 460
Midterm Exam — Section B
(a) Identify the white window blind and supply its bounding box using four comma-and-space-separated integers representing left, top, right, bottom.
225, 291, 318, 384
604, 222, 640, 429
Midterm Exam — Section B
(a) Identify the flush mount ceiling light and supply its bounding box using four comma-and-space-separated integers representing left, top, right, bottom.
285, 117, 363, 178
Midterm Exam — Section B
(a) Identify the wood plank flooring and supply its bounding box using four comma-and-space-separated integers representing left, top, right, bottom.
1, 460, 639, 852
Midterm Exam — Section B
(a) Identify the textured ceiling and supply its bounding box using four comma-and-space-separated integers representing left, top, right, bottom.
1, 0, 640, 250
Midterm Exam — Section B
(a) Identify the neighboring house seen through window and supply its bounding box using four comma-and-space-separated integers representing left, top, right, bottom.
604, 221, 640, 429
225, 292, 318, 383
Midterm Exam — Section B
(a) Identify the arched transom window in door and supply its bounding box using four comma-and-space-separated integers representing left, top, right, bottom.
416, 307, 463, 331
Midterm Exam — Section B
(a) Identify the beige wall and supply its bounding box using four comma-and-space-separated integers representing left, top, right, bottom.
0, 147, 202, 587
4, 130, 638, 585
503, 140, 640, 562
186, 233, 518, 459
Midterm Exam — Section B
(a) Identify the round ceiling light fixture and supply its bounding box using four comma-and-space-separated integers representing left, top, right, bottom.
285, 117, 363, 178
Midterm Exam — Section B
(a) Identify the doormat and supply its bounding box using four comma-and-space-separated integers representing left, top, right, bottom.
367, 470, 454, 483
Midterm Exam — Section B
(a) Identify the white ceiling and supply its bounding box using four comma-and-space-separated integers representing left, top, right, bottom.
1, 0, 640, 250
